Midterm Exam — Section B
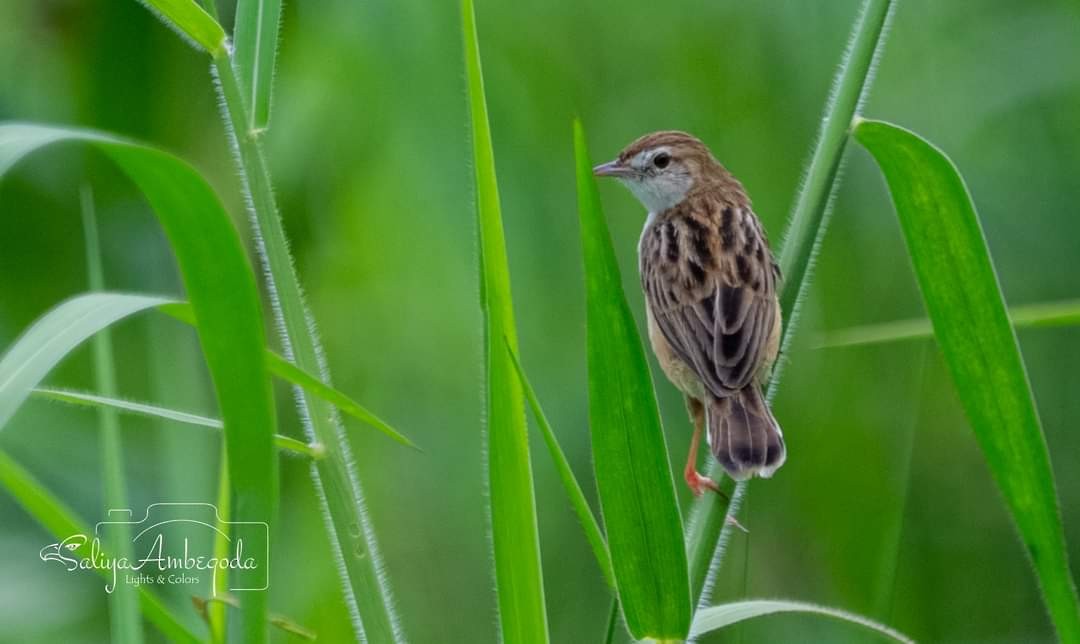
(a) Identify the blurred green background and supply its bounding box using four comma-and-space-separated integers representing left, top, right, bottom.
2, 0, 1079, 642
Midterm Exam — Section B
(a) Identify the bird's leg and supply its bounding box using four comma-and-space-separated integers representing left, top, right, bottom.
684, 396, 726, 500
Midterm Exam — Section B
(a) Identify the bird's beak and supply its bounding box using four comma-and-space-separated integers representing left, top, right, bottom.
592, 159, 634, 179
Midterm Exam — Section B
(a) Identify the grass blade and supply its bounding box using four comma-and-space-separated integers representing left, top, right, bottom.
35, 387, 220, 428
462, 1, 549, 641
505, 340, 616, 593
574, 119, 691, 640
160, 301, 415, 449
817, 299, 1080, 349
690, 600, 913, 643
210, 437, 230, 644
264, 352, 416, 449
32, 388, 322, 458
0, 449, 202, 643
0, 293, 169, 431
136, 0, 226, 55
775, 0, 895, 324
853, 118, 1080, 641
233, 0, 282, 132
212, 44, 404, 644
1, 123, 278, 644
80, 187, 143, 644
684, 0, 896, 608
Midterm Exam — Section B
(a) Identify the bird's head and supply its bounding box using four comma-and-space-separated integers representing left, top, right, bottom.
593, 130, 716, 213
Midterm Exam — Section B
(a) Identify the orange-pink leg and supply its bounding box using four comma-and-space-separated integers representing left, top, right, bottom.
684, 396, 723, 498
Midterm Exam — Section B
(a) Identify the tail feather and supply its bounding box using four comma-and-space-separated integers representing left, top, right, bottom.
707, 387, 785, 480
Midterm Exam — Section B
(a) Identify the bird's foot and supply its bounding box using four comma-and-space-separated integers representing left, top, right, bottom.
685, 469, 727, 501
685, 470, 747, 530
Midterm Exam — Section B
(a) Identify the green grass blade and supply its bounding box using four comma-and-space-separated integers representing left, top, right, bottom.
80, 187, 143, 644
505, 340, 616, 593
574, 119, 691, 640
0, 449, 202, 644
462, 1, 549, 641
853, 118, 1080, 641
36, 387, 221, 427
1, 123, 278, 644
233, 0, 281, 132
160, 301, 416, 449
775, 0, 895, 324
690, 600, 913, 643
211, 52, 403, 644
135, 0, 226, 56
32, 388, 321, 458
817, 299, 1080, 349
0, 293, 169, 431
684, 0, 896, 608
265, 353, 417, 449
210, 442, 230, 644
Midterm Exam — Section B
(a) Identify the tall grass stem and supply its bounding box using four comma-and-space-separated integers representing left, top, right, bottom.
684, 0, 897, 609
82, 185, 144, 644
211, 55, 404, 643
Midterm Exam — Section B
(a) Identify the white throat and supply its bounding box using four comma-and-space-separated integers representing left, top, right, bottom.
620, 175, 691, 214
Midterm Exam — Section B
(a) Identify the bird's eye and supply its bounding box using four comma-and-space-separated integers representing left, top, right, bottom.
653, 152, 671, 169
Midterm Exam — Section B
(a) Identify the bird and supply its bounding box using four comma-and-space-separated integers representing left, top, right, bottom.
593, 130, 785, 495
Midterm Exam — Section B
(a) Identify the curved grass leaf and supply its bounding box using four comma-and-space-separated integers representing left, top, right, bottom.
0, 124, 277, 644
136, 0, 226, 56
853, 118, 1080, 641
0, 293, 168, 433
32, 388, 321, 459
462, 1, 549, 641
685, 0, 896, 609
0, 450, 202, 644
817, 299, 1080, 349
160, 301, 416, 449
574, 119, 691, 640
505, 341, 616, 592
0, 302, 194, 644
233, 0, 282, 133
690, 600, 913, 643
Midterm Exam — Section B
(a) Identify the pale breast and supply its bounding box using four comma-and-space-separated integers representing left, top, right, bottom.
646, 306, 706, 400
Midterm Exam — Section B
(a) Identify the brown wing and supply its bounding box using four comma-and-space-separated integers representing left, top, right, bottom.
641, 198, 779, 397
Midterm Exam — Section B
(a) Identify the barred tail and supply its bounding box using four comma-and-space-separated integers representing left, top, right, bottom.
707, 386, 785, 480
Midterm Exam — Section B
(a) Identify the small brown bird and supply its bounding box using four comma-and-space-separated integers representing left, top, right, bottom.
594, 131, 784, 495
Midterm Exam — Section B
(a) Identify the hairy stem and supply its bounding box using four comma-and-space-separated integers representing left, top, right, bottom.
212, 54, 404, 643
685, 0, 897, 612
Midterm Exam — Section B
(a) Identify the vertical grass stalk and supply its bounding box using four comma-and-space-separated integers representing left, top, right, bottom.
210, 445, 231, 643
462, 1, 550, 641
233, 0, 281, 132
211, 54, 404, 643
685, 0, 897, 609
82, 186, 144, 644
